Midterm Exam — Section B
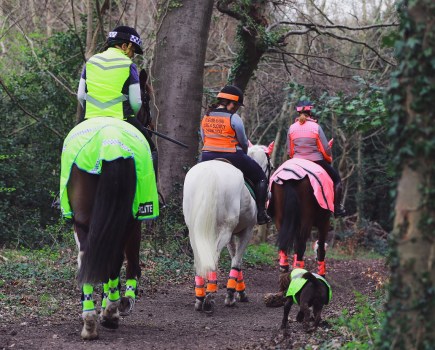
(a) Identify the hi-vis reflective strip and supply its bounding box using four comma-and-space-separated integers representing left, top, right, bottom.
217, 92, 240, 101
88, 56, 131, 70
84, 94, 128, 109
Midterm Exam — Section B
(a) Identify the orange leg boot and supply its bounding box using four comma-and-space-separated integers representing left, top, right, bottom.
236, 270, 248, 302
225, 268, 239, 307
317, 261, 326, 276
204, 271, 218, 314
293, 254, 305, 269
279, 250, 289, 272
194, 275, 205, 311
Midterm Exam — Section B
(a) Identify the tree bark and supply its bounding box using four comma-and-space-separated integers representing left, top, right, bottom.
217, 0, 269, 91
382, 0, 435, 348
151, 0, 214, 199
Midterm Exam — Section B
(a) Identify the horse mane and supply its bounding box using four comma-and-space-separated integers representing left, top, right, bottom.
247, 145, 269, 173
136, 69, 153, 128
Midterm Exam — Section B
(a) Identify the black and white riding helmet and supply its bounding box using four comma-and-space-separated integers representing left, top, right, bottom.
107, 26, 143, 55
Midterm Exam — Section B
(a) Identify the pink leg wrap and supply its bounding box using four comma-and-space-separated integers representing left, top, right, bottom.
227, 268, 239, 290
195, 276, 205, 298
236, 270, 245, 292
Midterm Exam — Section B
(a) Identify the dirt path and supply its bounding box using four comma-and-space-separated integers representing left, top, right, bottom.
0, 256, 387, 350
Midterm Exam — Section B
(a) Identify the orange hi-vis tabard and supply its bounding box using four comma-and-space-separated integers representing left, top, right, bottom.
201, 112, 238, 153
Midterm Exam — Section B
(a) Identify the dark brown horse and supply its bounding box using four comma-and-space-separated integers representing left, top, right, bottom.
269, 176, 331, 277
62, 69, 156, 340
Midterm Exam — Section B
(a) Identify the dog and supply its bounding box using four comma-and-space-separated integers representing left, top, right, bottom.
280, 268, 332, 332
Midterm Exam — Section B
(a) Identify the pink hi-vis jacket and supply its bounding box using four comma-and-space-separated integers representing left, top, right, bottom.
287, 117, 332, 163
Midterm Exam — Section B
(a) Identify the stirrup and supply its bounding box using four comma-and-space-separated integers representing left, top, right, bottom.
257, 211, 272, 225
158, 191, 167, 210
334, 206, 346, 218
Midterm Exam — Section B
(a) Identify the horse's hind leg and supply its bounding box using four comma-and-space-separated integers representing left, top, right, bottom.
316, 213, 330, 276
225, 228, 252, 306
203, 271, 217, 314
101, 255, 124, 329
293, 221, 311, 269
315, 240, 327, 276
194, 275, 206, 311
81, 283, 98, 340
119, 220, 141, 316
236, 270, 248, 302
68, 166, 99, 339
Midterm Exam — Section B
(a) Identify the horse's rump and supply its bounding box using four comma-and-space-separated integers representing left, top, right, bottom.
270, 158, 334, 212
183, 160, 250, 277
60, 117, 159, 220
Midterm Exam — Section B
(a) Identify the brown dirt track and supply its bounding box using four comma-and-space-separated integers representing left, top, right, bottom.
0, 255, 387, 350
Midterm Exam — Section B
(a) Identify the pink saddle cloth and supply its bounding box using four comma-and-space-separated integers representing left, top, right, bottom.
269, 158, 334, 212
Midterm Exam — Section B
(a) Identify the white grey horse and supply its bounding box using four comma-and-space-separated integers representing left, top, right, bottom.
183, 143, 274, 314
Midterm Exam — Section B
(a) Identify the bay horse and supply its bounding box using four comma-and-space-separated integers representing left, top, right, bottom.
183, 143, 274, 315
268, 158, 333, 278
59, 70, 158, 340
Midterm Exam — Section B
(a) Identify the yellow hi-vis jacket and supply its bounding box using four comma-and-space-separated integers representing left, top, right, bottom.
84, 48, 132, 120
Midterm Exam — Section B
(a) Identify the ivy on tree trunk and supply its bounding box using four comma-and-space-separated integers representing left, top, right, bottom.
381, 0, 435, 348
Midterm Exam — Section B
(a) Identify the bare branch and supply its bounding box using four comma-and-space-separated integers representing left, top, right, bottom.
70, 0, 86, 62
268, 48, 378, 72
316, 28, 396, 66
267, 21, 398, 32
308, 0, 335, 25
282, 51, 352, 79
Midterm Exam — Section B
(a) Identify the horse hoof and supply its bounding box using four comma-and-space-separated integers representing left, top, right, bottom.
119, 296, 135, 316
225, 289, 236, 307
203, 294, 215, 315
237, 291, 249, 302
194, 298, 204, 311
81, 313, 98, 340
224, 295, 236, 307
100, 302, 119, 329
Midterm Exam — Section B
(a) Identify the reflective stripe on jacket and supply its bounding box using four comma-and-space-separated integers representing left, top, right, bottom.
84, 48, 131, 120
288, 118, 332, 163
201, 112, 239, 153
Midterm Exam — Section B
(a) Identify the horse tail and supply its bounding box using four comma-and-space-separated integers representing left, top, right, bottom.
277, 181, 301, 252
77, 158, 136, 285
184, 166, 219, 278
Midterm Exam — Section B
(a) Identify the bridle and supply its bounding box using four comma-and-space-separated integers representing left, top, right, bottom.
264, 153, 274, 184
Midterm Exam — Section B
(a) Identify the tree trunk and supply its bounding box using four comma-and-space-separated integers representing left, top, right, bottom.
355, 132, 363, 227
381, 0, 435, 348
217, 0, 269, 91
151, 0, 214, 199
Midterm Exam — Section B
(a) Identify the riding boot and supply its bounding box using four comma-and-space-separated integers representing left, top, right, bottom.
255, 179, 272, 225
334, 182, 346, 218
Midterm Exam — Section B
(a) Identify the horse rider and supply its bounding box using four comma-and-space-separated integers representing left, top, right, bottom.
287, 100, 346, 218
76, 25, 158, 176
199, 85, 272, 225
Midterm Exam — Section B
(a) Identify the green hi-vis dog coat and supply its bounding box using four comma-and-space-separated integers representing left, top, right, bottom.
59, 117, 159, 220
286, 268, 332, 305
